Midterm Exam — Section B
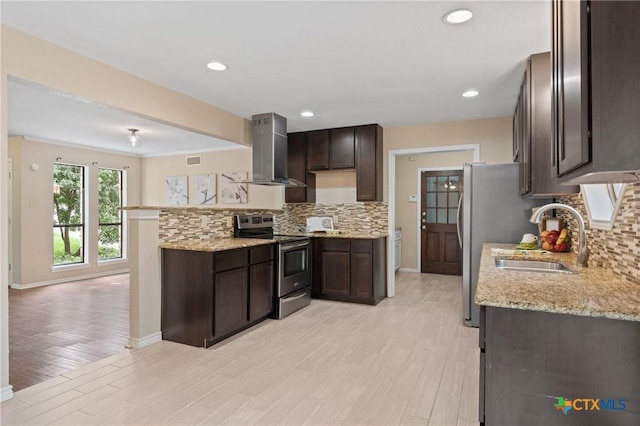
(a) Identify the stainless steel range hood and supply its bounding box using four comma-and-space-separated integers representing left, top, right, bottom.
248, 112, 304, 187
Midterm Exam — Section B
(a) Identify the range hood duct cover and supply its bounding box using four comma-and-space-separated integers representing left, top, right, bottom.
250, 112, 304, 187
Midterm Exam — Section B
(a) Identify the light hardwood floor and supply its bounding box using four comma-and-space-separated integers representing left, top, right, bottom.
1, 272, 480, 425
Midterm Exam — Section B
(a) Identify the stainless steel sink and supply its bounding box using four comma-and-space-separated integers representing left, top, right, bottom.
495, 258, 575, 274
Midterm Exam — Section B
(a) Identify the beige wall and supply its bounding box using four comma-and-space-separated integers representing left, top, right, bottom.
314, 171, 357, 204
395, 151, 474, 269
385, 116, 513, 270
1, 25, 251, 147
9, 137, 142, 287
142, 148, 283, 209
384, 116, 514, 201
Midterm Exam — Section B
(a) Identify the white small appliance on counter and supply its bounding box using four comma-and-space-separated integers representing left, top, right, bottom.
306, 216, 334, 232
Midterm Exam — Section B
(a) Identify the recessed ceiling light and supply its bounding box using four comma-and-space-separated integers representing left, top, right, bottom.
462, 90, 479, 98
443, 9, 473, 24
301, 111, 314, 117
206, 61, 228, 71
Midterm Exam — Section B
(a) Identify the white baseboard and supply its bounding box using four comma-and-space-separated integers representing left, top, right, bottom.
1, 385, 14, 402
128, 332, 162, 349
398, 267, 420, 273
10, 269, 129, 290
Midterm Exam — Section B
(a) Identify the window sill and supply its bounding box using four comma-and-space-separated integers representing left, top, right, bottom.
97, 258, 128, 266
51, 262, 91, 273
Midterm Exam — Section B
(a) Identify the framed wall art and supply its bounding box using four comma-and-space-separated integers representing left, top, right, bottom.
220, 172, 248, 204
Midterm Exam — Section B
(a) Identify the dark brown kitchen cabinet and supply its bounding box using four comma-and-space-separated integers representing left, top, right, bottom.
306, 130, 330, 170
329, 127, 356, 169
306, 127, 356, 171
356, 124, 383, 201
552, 0, 640, 184
161, 244, 274, 348
479, 306, 640, 425
249, 261, 274, 321
213, 267, 248, 338
285, 132, 316, 203
514, 52, 578, 197
312, 237, 386, 305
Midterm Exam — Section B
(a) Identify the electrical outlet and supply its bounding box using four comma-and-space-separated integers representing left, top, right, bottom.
226, 217, 233, 227
201, 216, 207, 227
332, 216, 338, 226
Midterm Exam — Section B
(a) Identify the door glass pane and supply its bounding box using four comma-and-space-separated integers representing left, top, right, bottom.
437, 176, 448, 189
449, 176, 459, 189
448, 209, 458, 224
427, 193, 436, 207
437, 192, 447, 207
437, 208, 447, 223
426, 208, 436, 223
427, 177, 437, 192
449, 192, 459, 206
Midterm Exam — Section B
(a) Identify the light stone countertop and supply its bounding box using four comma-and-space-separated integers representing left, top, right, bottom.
301, 231, 388, 239
475, 243, 640, 322
159, 237, 275, 252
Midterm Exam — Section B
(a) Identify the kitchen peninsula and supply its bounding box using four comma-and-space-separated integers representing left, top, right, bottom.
475, 243, 640, 425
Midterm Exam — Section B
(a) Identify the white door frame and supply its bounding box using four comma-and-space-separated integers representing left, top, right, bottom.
387, 144, 480, 296
7, 159, 11, 288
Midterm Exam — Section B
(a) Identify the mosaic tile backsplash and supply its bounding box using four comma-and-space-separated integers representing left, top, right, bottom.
158, 202, 388, 243
559, 182, 639, 285
274, 202, 388, 234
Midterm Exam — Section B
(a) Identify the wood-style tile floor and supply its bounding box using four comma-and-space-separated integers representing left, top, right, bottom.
8, 274, 130, 391
2, 272, 479, 425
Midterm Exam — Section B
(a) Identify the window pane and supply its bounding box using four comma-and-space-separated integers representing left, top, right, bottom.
449, 192, 459, 207
99, 168, 123, 260
426, 208, 436, 223
438, 192, 448, 207
426, 177, 437, 192
448, 209, 458, 224
427, 193, 436, 207
53, 164, 84, 265
53, 226, 84, 265
437, 208, 447, 223
449, 176, 459, 189
99, 225, 122, 260
437, 176, 448, 189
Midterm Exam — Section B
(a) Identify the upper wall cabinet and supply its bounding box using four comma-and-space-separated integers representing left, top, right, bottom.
285, 132, 316, 203
356, 124, 383, 201
307, 127, 356, 171
289, 124, 384, 203
515, 52, 578, 198
552, 0, 640, 184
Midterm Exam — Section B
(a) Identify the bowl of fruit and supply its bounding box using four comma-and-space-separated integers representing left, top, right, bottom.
540, 229, 570, 252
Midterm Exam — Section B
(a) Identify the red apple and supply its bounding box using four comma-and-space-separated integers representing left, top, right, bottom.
554, 242, 568, 252
546, 231, 559, 245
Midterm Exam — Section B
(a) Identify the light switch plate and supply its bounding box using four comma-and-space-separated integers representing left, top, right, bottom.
408, 194, 417, 202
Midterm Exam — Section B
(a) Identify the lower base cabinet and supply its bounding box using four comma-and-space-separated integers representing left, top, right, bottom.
312, 237, 386, 305
162, 244, 274, 348
480, 306, 640, 425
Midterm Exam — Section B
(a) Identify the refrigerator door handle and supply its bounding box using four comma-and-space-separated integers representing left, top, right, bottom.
456, 192, 463, 248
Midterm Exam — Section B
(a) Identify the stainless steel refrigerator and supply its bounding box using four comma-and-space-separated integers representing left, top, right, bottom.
459, 163, 551, 327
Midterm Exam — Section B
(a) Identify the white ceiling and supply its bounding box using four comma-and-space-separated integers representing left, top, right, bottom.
1, 1, 551, 157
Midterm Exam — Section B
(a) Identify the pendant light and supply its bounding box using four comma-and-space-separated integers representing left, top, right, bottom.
127, 128, 140, 147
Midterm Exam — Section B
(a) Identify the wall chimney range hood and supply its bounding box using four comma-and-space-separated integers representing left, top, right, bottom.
247, 112, 304, 187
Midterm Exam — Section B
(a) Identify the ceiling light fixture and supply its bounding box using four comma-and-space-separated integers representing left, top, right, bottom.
443, 9, 473, 24
462, 90, 479, 98
206, 61, 228, 71
127, 128, 140, 147
301, 111, 314, 117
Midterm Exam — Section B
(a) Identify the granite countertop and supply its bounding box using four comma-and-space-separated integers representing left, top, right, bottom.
475, 243, 640, 322
160, 237, 275, 252
303, 231, 388, 239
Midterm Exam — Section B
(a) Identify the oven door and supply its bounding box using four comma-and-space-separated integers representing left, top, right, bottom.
278, 239, 311, 297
